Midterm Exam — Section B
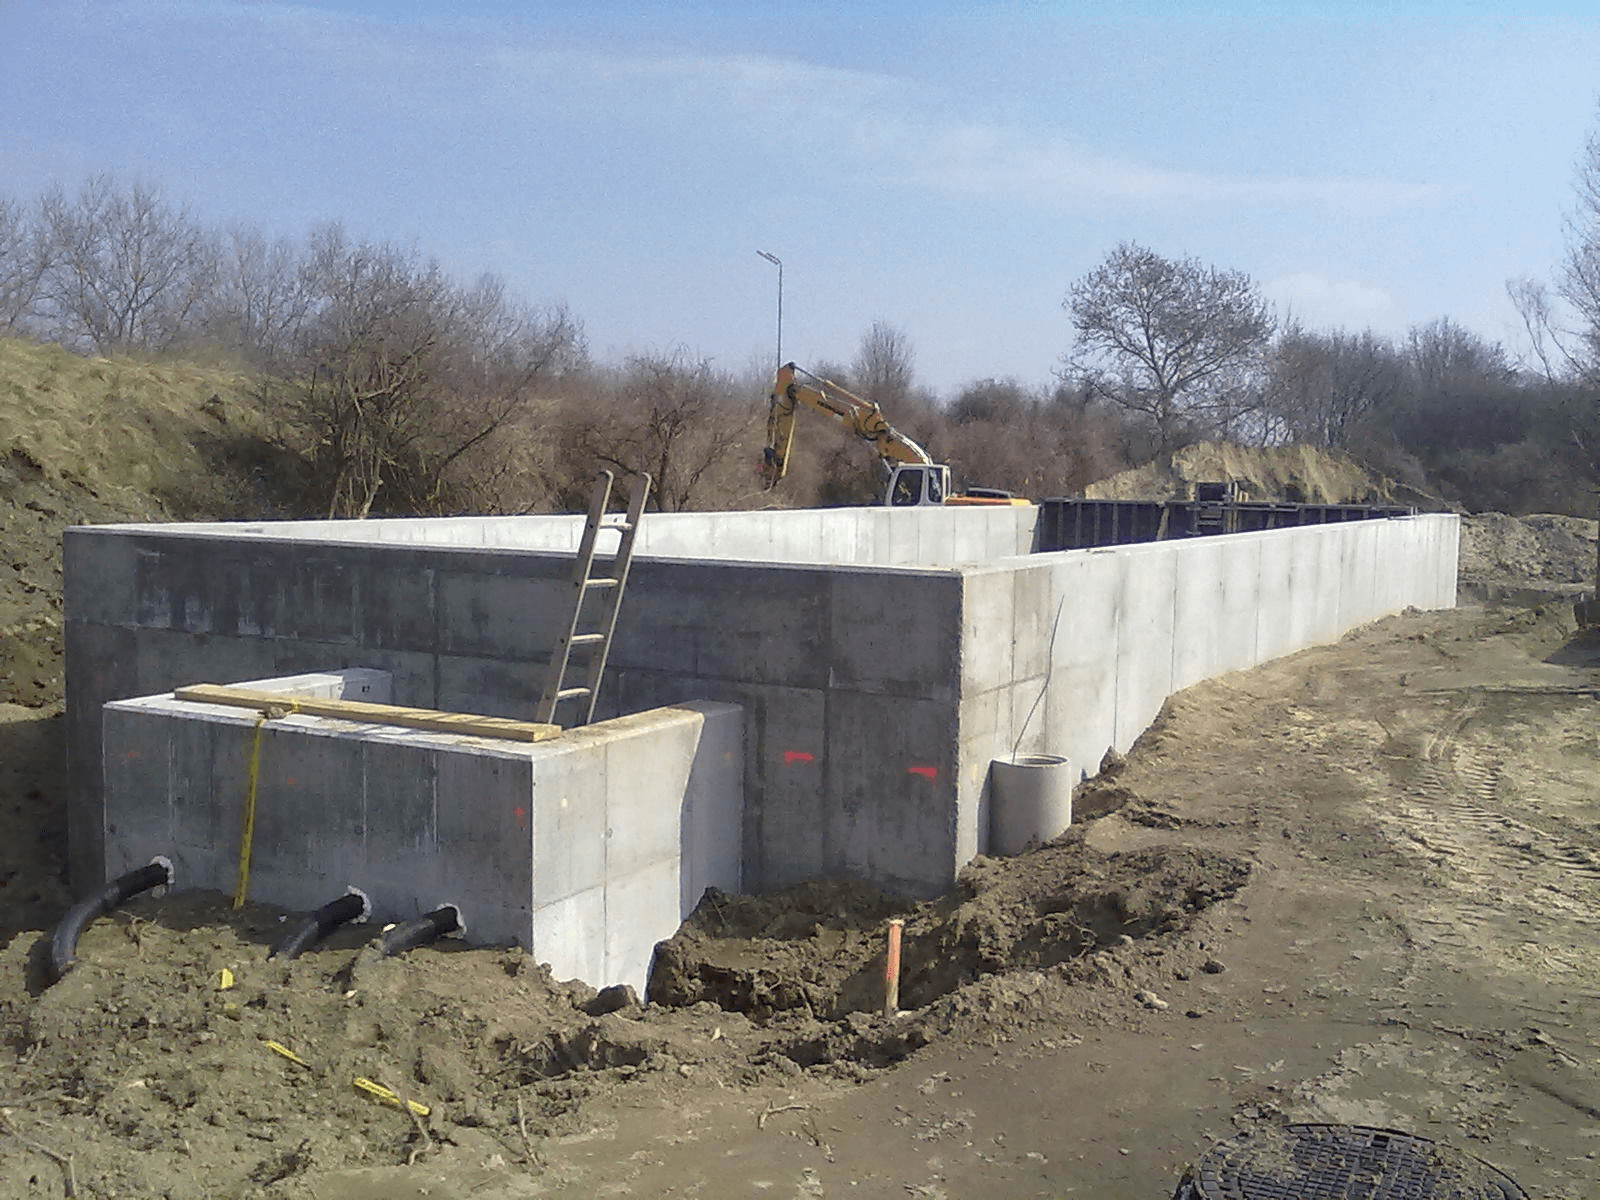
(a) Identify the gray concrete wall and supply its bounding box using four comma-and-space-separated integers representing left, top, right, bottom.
955, 513, 1460, 862
102, 671, 742, 991
65, 528, 967, 898
66, 509, 1459, 906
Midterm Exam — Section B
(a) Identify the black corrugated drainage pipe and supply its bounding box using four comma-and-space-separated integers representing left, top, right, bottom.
270, 887, 371, 961
49, 856, 174, 983
379, 904, 464, 957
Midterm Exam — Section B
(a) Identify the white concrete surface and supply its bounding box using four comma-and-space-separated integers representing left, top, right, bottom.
958, 514, 1461, 863
97, 504, 1038, 567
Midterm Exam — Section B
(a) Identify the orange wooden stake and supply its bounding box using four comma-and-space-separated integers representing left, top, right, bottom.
884, 918, 904, 1016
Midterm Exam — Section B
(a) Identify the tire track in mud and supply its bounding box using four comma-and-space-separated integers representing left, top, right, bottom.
1377, 696, 1600, 971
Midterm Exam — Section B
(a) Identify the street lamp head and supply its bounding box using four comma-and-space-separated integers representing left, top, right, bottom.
756, 250, 781, 267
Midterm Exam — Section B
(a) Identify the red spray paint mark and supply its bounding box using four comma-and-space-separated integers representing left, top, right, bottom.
907, 766, 938, 782
513, 805, 528, 830
783, 751, 815, 765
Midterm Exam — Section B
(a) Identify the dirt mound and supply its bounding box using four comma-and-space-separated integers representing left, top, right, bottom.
0, 832, 1251, 1197
651, 838, 1249, 1027
0, 337, 282, 706
1084, 440, 1445, 509
1458, 511, 1597, 595
0, 893, 762, 1197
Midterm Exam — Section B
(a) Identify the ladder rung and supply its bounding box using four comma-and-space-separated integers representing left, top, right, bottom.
555, 686, 592, 701
567, 633, 605, 646
583, 577, 619, 590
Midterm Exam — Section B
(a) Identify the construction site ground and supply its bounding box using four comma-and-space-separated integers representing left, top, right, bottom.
0, 504, 1596, 1198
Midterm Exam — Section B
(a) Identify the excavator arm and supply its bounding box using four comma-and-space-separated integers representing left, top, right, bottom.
762, 362, 933, 486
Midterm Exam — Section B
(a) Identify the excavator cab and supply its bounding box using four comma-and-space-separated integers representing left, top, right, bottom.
887, 464, 949, 507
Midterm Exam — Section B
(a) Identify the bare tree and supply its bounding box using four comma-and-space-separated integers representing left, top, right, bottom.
1063, 242, 1275, 450
936, 377, 1131, 500
566, 350, 755, 512
1563, 108, 1600, 381
200, 222, 317, 366
0, 192, 47, 331
1266, 325, 1410, 449
1406, 317, 1512, 393
35, 174, 216, 352
278, 229, 583, 517
851, 320, 916, 408
1510, 106, 1600, 390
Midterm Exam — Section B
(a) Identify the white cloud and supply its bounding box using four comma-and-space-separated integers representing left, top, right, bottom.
848, 115, 1443, 212
1262, 272, 1400, 332
149, 5, 1441, 220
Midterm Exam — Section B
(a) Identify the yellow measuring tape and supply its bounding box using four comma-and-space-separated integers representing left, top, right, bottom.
231, 700, 300, 909
231, 712, 269, 909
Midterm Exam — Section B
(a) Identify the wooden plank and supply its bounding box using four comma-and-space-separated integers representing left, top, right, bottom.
173, 684, 563, 743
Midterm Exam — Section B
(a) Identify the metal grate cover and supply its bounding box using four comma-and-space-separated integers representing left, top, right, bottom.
1174, 1124, 1528, 1200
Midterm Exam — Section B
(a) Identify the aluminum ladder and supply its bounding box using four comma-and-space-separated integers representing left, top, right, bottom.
536, 470, 650, 728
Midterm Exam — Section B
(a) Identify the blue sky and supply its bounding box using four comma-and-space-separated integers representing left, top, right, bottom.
2, 1, 1597, 396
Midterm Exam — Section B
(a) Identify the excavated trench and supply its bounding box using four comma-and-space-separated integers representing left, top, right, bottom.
646, 836, 1253, 1065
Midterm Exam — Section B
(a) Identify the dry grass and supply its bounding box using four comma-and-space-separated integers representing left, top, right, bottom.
0, 336, 271, 520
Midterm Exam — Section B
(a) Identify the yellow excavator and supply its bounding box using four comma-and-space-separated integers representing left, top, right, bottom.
761, 362, 1026, 507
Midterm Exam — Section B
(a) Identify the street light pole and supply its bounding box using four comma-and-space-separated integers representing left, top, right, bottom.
756, 250, 782, 367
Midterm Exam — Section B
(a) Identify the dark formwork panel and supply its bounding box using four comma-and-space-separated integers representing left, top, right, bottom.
1037, 498, 1418, 552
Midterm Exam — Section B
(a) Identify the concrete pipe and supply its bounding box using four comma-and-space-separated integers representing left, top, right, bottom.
989, 755, 1073, 856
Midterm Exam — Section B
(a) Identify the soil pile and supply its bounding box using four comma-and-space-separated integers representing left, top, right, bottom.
1084, 440, 1446, 509
1457, 511, 1597, 598
0, 336, 276, 706
0, 836, 1252, 1197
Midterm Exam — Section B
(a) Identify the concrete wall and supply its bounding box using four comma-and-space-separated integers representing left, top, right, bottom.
65, 528, 969, 899
102, 670, 743, 991
954, 513, 1460, 863
66, 509, 1459, 906
106, 503, 1038, 567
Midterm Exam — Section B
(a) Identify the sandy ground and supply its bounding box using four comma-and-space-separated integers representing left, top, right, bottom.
1, 595, 1596, 1198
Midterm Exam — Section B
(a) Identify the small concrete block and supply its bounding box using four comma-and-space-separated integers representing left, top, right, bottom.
221, 668, 393, 704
